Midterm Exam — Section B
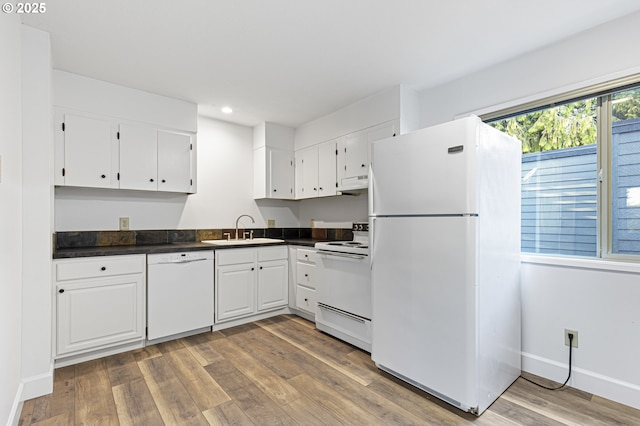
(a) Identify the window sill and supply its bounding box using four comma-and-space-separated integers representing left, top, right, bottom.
521, 254, 640, 274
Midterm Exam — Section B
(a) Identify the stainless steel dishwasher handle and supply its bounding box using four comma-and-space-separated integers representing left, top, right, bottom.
317, 250, 367, 260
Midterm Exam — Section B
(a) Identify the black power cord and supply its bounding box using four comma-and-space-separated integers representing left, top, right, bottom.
521, 332, 573, 390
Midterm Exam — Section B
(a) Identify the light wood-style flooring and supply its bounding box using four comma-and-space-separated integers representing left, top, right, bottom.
19, 315, 640, 425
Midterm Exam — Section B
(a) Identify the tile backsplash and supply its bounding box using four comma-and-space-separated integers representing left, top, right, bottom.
55, 227, 353, 249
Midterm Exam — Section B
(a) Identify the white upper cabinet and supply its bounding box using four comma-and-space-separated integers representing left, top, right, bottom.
337, 120, 398, 191
253, 122, 295, 200
269, 149, 295, 199
295, 140, 337, 199
157, 130, 192, 193
53, 71, 197, 193
55, 109, 195, 193
60, 113, 119, 189
119, 123, 158, 191
318, 140, 338, 197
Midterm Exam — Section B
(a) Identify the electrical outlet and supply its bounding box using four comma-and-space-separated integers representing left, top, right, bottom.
119, 217, 130, 231
564, 329, 579, 348
268, 219, 276, 228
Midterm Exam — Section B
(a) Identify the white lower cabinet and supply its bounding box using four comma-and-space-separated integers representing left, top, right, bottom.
215, 246, 288, 323
54, 255, 146, 359
294, 247, 317, 317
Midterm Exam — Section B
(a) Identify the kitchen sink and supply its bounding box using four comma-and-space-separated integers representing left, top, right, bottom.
201, 238, 284, 246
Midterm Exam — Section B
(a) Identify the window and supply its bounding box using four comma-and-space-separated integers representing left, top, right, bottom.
486, 83, 640, 261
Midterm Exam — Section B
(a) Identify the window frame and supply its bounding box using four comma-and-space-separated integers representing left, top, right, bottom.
481, 75, 640, 263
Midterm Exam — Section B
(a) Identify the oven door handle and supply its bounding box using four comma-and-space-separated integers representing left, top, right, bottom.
317, 250, 367, 260
317, 303, 366, 323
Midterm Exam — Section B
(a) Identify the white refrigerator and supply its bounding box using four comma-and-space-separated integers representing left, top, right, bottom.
369, 116, 522, 415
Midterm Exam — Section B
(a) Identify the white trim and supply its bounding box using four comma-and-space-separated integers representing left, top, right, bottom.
522, 351, 640, 410
458, 65, 640, 120
20, 362, 54, 401
8, 383, 24, 426
521, 254, 640, 274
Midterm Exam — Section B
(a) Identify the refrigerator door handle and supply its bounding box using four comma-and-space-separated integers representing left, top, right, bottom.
370, 217, 375, 270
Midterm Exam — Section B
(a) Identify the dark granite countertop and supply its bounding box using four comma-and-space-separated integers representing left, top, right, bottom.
53, 238, 323, 259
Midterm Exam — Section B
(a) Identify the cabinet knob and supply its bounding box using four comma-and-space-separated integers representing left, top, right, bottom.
161, 179, 166, 183
305, 273, 308, 277
251, 267, 255, 271
259, 266, 263, 270
313, 187, 317, 191
101, 266, 106, 271
319, 187, 323, 191
304, 298, 308, 302
150, 178, 154, 182
58, 289, 64, 294
273, 189, 277, 192
361, 164, 366, 168
101, 174, 106, 178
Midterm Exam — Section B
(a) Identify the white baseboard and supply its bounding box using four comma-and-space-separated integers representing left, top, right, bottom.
8, 383, 24, 426
522, 351, 640, 410
21, 363, 54, 401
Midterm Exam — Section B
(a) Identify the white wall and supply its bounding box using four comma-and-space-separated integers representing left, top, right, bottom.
21, 25, 54, 401
0, 13, 24, 426
297, 194, 368, 227
420, 11, 640, 127
418, 11, 640, 408
55, 116, 300, 231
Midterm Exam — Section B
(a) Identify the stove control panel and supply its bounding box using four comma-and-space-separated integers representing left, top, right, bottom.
352, 222, 369, 232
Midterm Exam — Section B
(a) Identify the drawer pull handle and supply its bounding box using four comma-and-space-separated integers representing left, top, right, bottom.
58, 289, 64, 294
101, 266, 106, 271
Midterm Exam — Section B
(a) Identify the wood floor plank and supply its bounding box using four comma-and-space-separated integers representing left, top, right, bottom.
365, 375, 471, 425
138, 355, 209, 425
75, 364, 120, 425
31, 412, 74, 426
163, 347, 231, 411
513, 378, 640, 426
112, 377, 164, 426
225, 321, 307, 380
489, 397, 566, 426
30, 365, 75, 424
204, 356, 298, 426
257, 318, 377, 386
182, 335, 226, 367
288, 373, 386, 425
104, 350, 143, 387
18, 398, 35, 426
202, 400, 256, 426
279, 394, 348, 426
131, 344, 163, 362
208, 337, 302, 406
18, 315, 640, 426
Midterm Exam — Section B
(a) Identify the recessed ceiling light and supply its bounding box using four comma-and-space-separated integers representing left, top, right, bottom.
221, 106, 233, 114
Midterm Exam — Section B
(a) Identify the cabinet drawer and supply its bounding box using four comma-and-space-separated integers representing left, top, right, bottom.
296, 285, 316, 315
296, 262, 315, 288
216, 248, 256, 266
296, 248, 316, 263
258, 245, 288, 262
55, 255, 144, 282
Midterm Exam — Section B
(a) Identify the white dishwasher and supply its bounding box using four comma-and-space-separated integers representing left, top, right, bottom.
147, 250, 214, 341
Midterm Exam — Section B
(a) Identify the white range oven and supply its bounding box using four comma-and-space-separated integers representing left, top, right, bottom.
314, 222, 371, 352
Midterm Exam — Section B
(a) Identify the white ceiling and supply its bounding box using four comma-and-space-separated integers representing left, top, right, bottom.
22, 0, 640, 128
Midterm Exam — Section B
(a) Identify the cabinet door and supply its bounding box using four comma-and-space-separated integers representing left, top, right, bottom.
367, 120, 397, 143
158, 130, 192, 193
56, 276, 144, 356
344, 131, 369, 179
63, 114, 117, 189
299, 147, 319, 199
257, 259, 288, 311
119, 124, 158, 191
318, 141, 337, 197
216, 264, 256, 322
270, 149, 294, 199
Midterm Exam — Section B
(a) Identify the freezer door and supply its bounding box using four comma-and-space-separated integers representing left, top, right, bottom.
370, 116, 479, 216
371, 216, 478, 409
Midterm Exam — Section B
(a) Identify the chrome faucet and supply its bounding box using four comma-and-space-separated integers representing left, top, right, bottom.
235, 214, 255, 240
